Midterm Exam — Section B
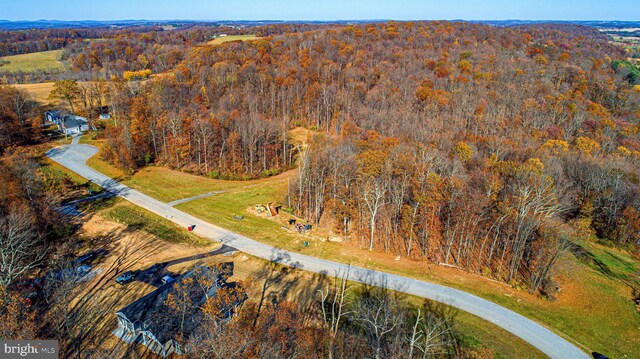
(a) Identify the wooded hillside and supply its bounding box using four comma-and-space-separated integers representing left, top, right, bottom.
8, 21, 640, 293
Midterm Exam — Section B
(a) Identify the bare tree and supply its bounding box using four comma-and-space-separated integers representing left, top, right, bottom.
361, 177, 389, 251
0, 207, 45, 290
318, 269, 352, 359
43, 263, 110, 358
407, 308, 456, 358
351, 288, 404, 359
186, 321, 254, 359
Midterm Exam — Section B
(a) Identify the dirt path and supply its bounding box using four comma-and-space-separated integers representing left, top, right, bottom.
166, 190, 225, 206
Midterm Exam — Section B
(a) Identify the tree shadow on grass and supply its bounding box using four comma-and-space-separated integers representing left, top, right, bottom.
567, 241, 639, 293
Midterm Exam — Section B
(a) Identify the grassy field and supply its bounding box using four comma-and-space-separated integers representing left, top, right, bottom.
58, 135, 640, 357
0, 50, 65, 73
103, 200, 209, 247
13, 82, 56, 103
40, 157, 103, 194
207, 34, 258, 46
13, 80, 100, 105
427, 303, 543, 358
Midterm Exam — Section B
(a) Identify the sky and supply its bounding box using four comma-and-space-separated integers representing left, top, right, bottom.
1, 0, 639, 22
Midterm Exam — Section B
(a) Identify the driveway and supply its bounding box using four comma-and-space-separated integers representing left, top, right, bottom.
46, 143, 589, 359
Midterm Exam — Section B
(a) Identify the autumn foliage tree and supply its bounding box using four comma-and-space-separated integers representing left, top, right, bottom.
53, 21, 640, 292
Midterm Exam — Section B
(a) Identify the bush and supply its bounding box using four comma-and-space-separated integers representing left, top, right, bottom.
259, 168, 280, 178
208, 170, 220, 179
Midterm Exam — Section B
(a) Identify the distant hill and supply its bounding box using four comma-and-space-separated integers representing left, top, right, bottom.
0, 19, 385, 31
2, 19, 639, 31
470, 20, 640, 28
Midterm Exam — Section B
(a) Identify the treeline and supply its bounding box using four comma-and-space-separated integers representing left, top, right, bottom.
65, 24, 333, 78
0, 146, 78, 347
0, 25, 257, 83
0, 28, 107, 56
95, 76, 296, 177
64, 26, 219, 75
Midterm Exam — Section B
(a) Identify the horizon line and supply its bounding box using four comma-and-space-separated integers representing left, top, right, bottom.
1, 18, 638, 23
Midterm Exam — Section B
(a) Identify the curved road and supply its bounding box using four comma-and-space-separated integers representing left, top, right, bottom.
46, 142, 589, 359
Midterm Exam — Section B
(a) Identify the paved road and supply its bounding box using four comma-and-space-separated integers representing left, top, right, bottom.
46, 143, 589, 359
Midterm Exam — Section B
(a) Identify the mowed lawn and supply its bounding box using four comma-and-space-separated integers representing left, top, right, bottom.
207, 34, 258, 46
69, 137, 640, 357
0, 49, 66, 73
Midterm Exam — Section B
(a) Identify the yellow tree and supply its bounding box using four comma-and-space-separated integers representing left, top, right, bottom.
49, 80, 82, 113
574, 136, 601, 156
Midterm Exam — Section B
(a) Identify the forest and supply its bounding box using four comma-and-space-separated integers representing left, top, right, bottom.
4, 21, 640, 293
44, 21, 639, 294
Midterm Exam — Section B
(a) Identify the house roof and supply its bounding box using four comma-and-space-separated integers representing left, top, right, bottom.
61, 115, 87, 129
45, 110, 62, 122
117, 263, 234, 344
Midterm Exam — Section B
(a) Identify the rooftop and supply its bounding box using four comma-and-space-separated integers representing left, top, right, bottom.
117, 263, 234, 344
61, 114, 87, 128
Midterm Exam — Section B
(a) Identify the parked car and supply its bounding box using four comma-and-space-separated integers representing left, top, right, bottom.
74, 252, 95, 265
161, 275, 174, 285
116, 271, 136, 284
145, 264, 163, 277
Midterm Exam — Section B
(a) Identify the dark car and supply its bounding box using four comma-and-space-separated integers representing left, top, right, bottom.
115, 271, 136, 284
74, 252, 95, 265
145, 263, 163, 277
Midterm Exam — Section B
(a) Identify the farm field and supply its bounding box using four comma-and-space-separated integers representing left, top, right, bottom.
207, 34, 258, 45
0, 49, 65, 73
12, 81, 56, 103
71, 135, 640, 358
14, 80, 105, 105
